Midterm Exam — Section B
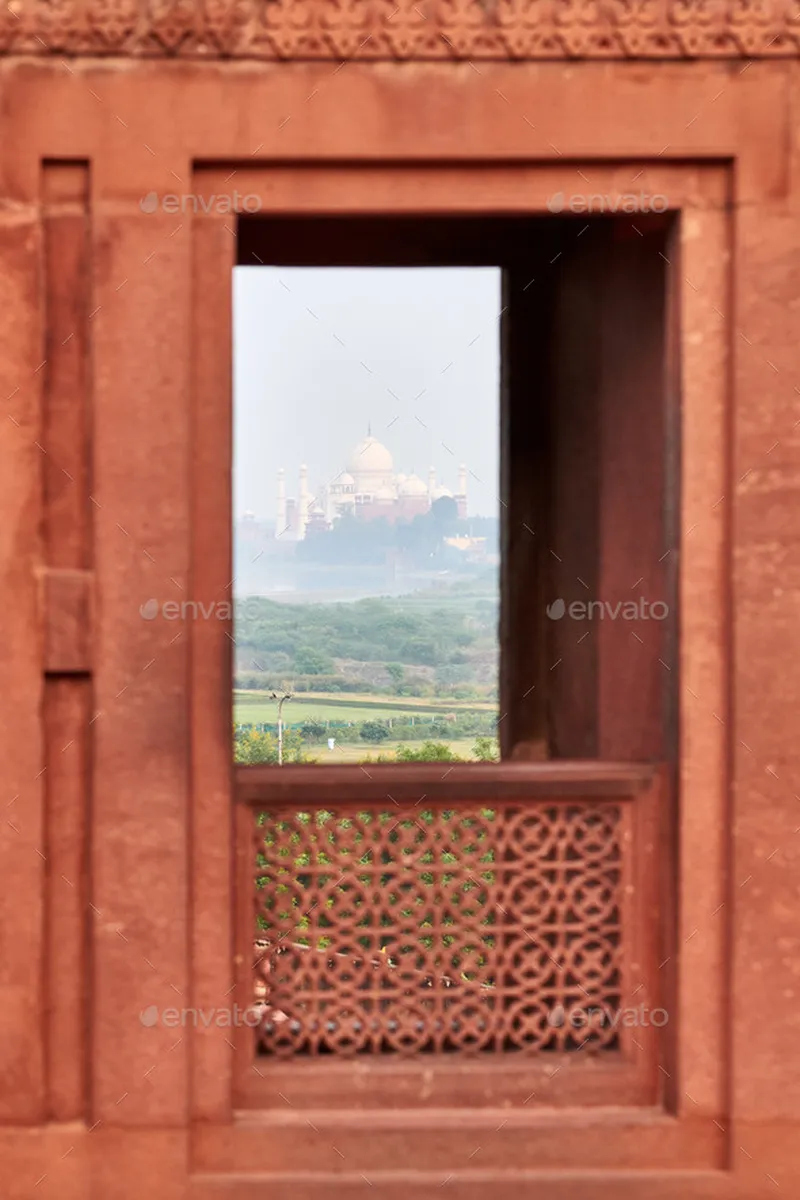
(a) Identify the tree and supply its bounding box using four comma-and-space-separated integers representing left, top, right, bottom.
386, 662, 405, 690
430, 494, 459, 529
234, 727, 312, 764
360, 720, 390, 743
399, 637, 438, 666
294, 645, 334, 675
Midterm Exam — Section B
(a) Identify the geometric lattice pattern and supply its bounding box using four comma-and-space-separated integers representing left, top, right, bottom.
3, 1, 800, 62
253, 802, 625, 1057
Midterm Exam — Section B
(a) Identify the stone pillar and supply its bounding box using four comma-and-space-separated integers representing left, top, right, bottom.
276, 467, 287, 538
298, 464, 310, 539
457, 463, 468, 518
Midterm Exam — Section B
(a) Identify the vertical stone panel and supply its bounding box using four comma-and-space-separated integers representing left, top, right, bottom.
501, 258, 555, 759
41, 160, 92, 1123
676, 201, 730, 1120
0, 211, 46, 1121
42, 163, 92, 571
597, 222, 669, 762
548, 232, 604, 759
547, 221, 670, 764
90, 203, 190, 1125
190, 206, 235, 1119
732, 200, 800, 1119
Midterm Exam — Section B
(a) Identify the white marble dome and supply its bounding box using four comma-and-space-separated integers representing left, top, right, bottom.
399, 474, 427, 497
347, 436, 393, 477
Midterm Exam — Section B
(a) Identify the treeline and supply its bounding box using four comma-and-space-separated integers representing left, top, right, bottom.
236, 672, 381, 694
237, 709, 498, 745
234, 728, 500, 765
235, 595, 494, 668
234, 583, 498, 698
234, 671, 496, 701
232, 667, 494, 700
296, 499, 499, 569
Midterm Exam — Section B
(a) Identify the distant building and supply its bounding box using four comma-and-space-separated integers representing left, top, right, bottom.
443, 535, 488, 563
276, 431, 468, 539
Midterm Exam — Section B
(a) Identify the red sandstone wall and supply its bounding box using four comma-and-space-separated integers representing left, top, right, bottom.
0, 43, 798, 1200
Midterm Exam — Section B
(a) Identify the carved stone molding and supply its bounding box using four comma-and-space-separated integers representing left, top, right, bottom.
1, 0, 800, 59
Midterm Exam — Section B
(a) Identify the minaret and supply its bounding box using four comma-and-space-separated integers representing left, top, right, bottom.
428, 466, 436, 497
299, 464, 311, 540
276, 467, 287, 538
456, 463, 468, 519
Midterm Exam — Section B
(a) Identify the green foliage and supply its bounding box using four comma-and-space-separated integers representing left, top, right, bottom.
395, 740, 465, 762
233, 727, 312, 764
398, 637, 438, 666
386, 662, 405, 689
236, 707, 498, 748
299, 720, 327, 742
472, 736, 500, 762
235, 672, 379, 694
234, 588, 497, 679
360, 720, 390, 743
293, 645, 334, 675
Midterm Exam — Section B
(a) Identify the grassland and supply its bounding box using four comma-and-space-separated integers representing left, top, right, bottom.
302, 737, 481, 763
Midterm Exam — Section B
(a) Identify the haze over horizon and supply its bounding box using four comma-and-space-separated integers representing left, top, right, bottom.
233, 266, 501, 522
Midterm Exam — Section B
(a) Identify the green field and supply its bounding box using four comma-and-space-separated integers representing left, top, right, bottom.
304, 737, 481, 763
234, 689, 496, 725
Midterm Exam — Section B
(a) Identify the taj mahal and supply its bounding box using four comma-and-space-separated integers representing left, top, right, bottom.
276, 430, 468, 540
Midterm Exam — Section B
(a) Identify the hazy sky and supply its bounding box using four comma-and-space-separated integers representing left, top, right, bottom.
232, 267, 501, 521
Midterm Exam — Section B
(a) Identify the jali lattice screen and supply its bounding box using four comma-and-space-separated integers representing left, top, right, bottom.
253, 802, 627, 1057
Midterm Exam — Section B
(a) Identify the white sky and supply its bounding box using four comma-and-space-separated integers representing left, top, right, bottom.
232, 267, 501, 520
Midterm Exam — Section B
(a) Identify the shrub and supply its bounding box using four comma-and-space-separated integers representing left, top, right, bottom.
360, 720, 390, 743
299, 720, 327, 742
395, 741, 464, 762
472, 736, 500, 762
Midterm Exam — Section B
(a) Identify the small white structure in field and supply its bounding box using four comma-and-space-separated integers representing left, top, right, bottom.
328, 738, 336, 751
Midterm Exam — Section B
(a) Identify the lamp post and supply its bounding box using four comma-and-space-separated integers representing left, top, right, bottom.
271, 691, 293, 765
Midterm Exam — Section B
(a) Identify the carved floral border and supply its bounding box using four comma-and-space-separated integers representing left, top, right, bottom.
2, 1, 800, 59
